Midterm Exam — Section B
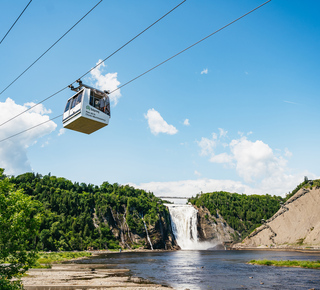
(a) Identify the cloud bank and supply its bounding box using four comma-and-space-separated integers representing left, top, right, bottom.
132, 129, 313, 198
130, 179, 253, 198
0, 98, 56, 175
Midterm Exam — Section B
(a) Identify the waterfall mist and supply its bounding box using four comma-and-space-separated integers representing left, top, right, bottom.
167, 204, 218, 250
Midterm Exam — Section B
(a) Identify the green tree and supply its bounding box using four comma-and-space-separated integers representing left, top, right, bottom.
0, 169, 42, 289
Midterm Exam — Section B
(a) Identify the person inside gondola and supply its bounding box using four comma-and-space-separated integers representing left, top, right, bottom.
94, 99, 100, 109
100, 96, 110, 117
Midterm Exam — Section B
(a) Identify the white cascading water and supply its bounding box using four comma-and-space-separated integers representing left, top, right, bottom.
142, 217, 154, 250
167, 204, 217, 250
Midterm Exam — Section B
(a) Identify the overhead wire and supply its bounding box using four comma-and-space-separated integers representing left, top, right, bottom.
0, 0, 271, 144
0, 115, 62, 144
76, 0, 187, 83
0, 0, 187, 128
0, 0, 103, 96
0, 0, 33, 46
108, 0, 272, 94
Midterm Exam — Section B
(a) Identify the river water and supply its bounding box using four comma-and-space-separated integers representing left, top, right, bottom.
78, 250, 320, 290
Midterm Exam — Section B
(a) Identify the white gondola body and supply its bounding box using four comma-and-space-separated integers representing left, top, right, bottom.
62, 88, 110, 134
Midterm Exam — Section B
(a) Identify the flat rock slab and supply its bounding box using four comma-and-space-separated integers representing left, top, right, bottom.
22, 264, 172, 289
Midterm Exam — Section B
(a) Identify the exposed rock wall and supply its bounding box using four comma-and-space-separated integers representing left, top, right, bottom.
195, 205, 238, 246
99, 205, 178, 250
233, 187, 320, 249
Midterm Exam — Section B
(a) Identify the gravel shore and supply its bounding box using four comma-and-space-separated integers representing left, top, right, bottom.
22, 263, 172, 290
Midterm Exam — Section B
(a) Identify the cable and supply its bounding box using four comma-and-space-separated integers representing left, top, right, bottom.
0, 0, 271, 143
0, 0, 103, 96
76, 0, 187, 82
0, 115, 62, 144
110, 0, 272, 93
0, 87, 68, 128
0, 0, 33, 46
0, 0, 187, 128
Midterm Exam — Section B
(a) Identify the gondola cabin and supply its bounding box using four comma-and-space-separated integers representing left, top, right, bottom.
62, 86, 110, 134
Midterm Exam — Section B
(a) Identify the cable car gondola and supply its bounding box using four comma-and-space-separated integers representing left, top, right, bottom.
62, 80, 110, 134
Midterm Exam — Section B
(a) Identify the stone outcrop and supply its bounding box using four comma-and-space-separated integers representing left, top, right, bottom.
97, 205, 178, 250
195, 205, 238, 248
233, 187, 320, 249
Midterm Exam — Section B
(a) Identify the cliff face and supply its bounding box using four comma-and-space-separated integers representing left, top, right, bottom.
233, 187, 320, 249
95, 205, 179, 250
195, 205, 238, 247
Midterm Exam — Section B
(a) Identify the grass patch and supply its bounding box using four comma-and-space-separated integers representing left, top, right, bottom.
33, 251, 92, 267
249, 259, 320, 269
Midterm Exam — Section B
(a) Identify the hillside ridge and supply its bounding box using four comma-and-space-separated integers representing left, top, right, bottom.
233, 185, 320, 250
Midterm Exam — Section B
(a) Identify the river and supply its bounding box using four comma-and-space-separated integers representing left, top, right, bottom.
78, 250, 320, 289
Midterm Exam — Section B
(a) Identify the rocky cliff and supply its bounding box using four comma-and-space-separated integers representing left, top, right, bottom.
233, 186, 320, 250
195, 205, 238, 248
94, 205, 179, 250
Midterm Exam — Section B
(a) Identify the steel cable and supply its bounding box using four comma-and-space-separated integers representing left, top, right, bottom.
0, 0, 271, 143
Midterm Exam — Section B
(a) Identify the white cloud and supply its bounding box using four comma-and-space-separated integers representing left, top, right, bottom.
144, 108, 178, 135
194, 170, 201, 176
41, 141, 49, 148
218, 128, 227, 138
58, 128, 66, 136
210, 152, 233, 164
284, 100, 299, 105
196, 130, 311, 196
196, 133, 217, 156
130, 179, 253, 198
229, 137, 286, 183
0, 98, 57, 175
130, 172, 313, 199
183, 119, 190, 126
90, 59, 121, 105
284, 148, 292, 158
201, 68, 208, 75
24, 102, 52, 114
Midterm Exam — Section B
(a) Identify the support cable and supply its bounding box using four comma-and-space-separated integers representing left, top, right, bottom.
109, 0, 271, 94
0, 0, 33, 46
0, 0, 103, 96
0, 0, 187, 128
0, 0, 271, 143
0, 115, 62, 143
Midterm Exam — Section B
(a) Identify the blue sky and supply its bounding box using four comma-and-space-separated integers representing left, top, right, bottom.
0, 0, 319, 198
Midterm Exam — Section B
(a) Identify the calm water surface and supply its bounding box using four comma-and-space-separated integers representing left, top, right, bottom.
78, 250, 320, 290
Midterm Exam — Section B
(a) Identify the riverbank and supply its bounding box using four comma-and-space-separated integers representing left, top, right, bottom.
248, 259, 320, 269
22, 250, 173, 289
22, 263, 172, 289
231, 244, 320, 253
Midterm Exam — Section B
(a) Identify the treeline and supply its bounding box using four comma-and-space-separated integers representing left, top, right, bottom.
9, 172, 167, 252
189, 191, 284, 239
285, 176, 320, 200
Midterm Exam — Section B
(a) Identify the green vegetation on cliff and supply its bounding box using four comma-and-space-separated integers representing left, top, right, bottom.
189, 191, 284, 239
285, 177, 320, 200
8, 171, 168, 252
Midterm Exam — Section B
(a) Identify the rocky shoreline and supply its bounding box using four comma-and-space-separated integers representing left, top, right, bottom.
22, 250, 173, 290
22, 264, 172, 289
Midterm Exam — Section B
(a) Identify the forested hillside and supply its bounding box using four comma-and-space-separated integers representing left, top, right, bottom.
9, 172, 173, 251
189, 191, 284, 239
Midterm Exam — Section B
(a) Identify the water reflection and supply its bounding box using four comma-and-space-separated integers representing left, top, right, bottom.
77, 250, 320, 290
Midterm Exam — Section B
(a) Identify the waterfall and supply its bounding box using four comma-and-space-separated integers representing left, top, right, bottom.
167, 204, 198, 250
167, 204, 217, 250
142, 216, 154, 250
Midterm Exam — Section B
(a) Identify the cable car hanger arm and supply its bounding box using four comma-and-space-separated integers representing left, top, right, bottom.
68, 79, 110, 95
